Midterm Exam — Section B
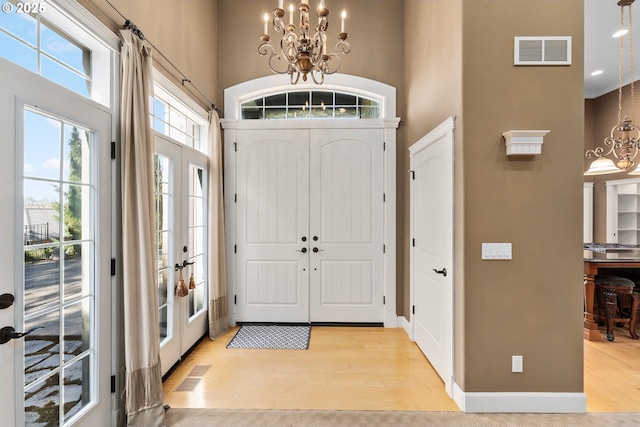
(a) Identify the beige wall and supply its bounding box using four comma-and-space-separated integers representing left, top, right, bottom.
404, 0, 584, 393
403, 0, 463, 325
216, 0, 405, 110
78, 0, 219, 111
460, 0, 584, 392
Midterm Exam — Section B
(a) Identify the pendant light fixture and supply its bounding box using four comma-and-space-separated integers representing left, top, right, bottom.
585, 0, 640, 175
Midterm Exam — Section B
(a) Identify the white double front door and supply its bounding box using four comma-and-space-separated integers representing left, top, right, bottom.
235, 128, 384, 323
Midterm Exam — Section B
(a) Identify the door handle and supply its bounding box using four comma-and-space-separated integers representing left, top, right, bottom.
433, 268, 447, 277
312, 247, 324, 253
0, 326, 44, 345
174, 260, 194, 271
296, 248, 308, 253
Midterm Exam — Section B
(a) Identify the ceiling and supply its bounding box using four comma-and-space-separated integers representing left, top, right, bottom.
585, 0, 640, 99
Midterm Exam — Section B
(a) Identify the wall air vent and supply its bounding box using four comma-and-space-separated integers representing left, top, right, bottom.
514, 37, 571, 65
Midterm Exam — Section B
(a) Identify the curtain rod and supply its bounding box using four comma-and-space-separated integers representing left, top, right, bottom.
104, 0, 221, 116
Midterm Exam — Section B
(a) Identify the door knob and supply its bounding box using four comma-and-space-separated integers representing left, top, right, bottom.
296, 248, 308, 253
0, 326, 44, 345
312, 247, 324, 253
433, 268, 447, 277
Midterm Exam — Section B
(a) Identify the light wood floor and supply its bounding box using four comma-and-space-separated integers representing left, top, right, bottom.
163, 325, 640, 412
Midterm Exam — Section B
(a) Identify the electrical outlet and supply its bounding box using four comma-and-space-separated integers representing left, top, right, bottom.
512, 355, 523, 373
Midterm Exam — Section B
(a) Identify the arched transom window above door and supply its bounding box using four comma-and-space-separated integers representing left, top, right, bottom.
240, 90, 381, 120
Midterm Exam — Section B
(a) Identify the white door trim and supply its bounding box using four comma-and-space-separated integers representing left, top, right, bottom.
221, 74, 400, 327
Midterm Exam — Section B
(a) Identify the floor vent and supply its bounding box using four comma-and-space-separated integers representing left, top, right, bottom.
174, 364, 212, 392
175, 377, 201, 392
514, 36, 571, 65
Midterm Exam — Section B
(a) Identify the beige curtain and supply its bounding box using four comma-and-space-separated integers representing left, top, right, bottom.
120, 29, 166, 427
208, 110, 228, 339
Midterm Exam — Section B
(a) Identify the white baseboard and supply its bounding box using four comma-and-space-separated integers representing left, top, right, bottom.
384, 313, 399, 328
399, 315, 414, 340
453, 384, 586, 413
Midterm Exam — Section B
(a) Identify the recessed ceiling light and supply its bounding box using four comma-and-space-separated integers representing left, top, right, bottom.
613, 29, 628, 38
591, 70, 604, 76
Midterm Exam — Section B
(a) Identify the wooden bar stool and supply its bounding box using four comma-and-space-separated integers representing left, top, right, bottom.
594, 275, 639, 341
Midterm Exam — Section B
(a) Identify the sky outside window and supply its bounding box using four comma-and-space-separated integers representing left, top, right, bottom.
0, 6, 91, 97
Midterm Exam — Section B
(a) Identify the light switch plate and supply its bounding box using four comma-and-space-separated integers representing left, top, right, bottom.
482, 243, 512, 260
512, 355, 523, 373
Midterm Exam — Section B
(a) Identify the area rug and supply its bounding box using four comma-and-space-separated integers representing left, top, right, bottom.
165, 408, 640, 427
226, 324, 311, 350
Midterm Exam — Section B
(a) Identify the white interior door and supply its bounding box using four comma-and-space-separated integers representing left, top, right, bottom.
0, 59, 112, 426
155, 134, 209, 375
410, 117, 455, 396
309, 128, 384, 323
236, 130, 310, 323
235, 127, 384, 324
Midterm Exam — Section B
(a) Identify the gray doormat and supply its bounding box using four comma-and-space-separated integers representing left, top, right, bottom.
226, 324, 311, 350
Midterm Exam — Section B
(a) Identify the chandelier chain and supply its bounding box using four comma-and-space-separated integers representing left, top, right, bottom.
631, 4, 635, 121
620, 4, 625, 123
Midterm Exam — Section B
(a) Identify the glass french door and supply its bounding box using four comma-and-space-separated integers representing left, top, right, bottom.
0, 60, 112, 427
154, 133, 208, 375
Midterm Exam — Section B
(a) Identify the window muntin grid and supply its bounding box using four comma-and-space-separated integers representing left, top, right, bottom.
241, 91, 381, 120
151, 84, 206, 153
0, 5, 92, 98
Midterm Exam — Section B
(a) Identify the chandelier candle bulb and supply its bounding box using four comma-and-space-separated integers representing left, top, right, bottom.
341, 10, 346, 32
278, 0, 283, 9
264, 13, 269, 35
289, 4, 294, 24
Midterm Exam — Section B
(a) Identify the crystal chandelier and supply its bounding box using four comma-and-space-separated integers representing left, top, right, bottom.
258, 0, 351, 85
585, 0, 640, 175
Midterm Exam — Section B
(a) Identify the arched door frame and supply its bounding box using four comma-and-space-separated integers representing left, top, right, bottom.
221, 73, 401, 327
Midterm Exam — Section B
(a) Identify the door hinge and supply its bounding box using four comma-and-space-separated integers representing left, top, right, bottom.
383, 142, 386, 151
110, 258, 116, 276
383, 295, 386, 305
412, 305, 415, 315
412, 238, 415, 247
234, 244, 237, 254
383, 193, 386, 202
111, 141, 116, 159
234, 193, 237, 203
409, 170, 415, 180
234, 142, 237, 152
234, 295, 237, 305
111, 375, 116, 393
383, 244, 386, 253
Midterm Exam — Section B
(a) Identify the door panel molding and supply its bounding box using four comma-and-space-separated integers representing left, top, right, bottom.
309, 128, 384, 323
236, 130, 310, 323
